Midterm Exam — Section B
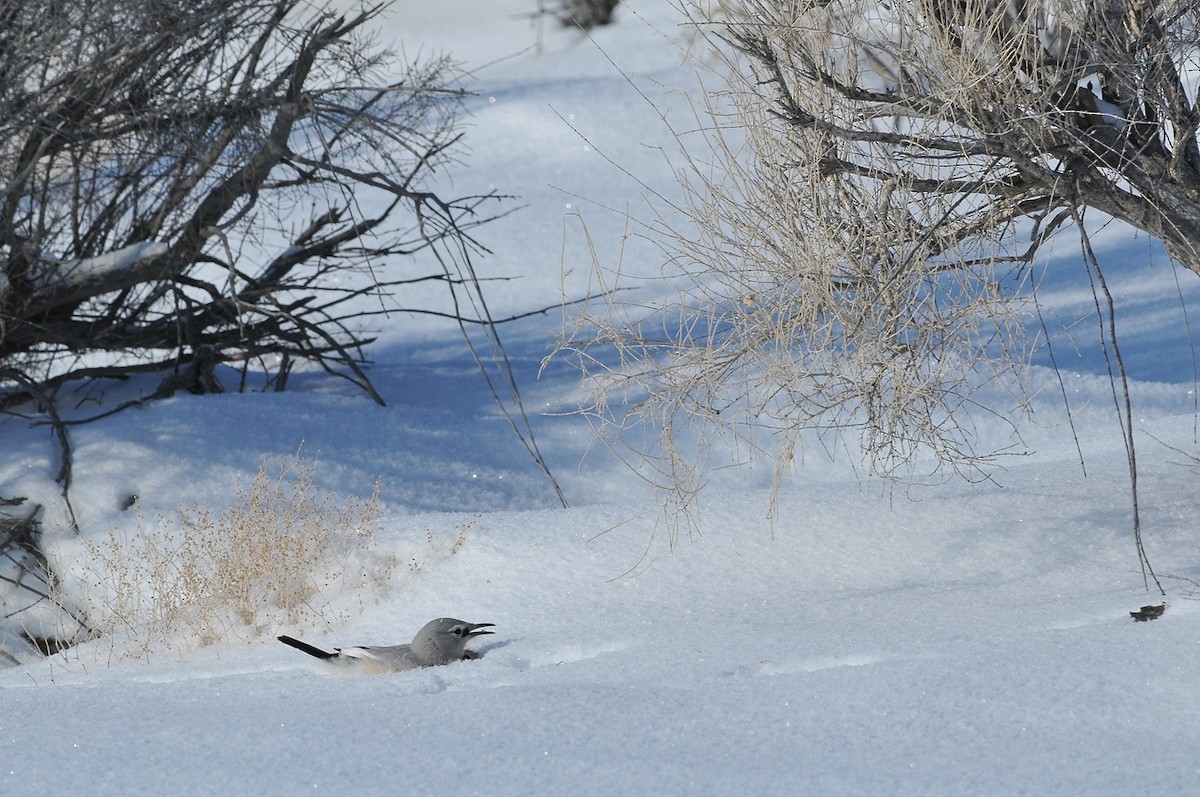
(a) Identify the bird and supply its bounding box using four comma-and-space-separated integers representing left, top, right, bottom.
278, 618, 495, 674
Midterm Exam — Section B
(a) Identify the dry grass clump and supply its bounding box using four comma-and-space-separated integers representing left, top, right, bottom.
75, 454, 395, 658
536, 0, 621, 29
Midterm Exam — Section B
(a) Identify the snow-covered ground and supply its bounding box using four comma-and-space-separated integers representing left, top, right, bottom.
4, 2, 1200, 794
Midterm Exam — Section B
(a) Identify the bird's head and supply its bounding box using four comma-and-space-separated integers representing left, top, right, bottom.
412, 617, 495, 664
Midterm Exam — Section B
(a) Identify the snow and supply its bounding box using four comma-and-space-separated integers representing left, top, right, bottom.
42, 240, 169, 290
3, 2, 1200, 795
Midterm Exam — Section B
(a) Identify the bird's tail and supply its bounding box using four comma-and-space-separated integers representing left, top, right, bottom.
278, 635, 337, 660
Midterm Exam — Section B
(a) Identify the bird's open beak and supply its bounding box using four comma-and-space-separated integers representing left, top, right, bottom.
468, 623, 495, 637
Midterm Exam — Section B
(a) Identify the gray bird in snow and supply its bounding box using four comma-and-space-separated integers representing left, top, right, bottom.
278, 618, 495, 674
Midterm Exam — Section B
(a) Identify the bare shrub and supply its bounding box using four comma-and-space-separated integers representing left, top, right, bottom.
1, 501, 96, 655
558, 0, 1200, 561
0, 0, 492, 405
0, 0, 567, 518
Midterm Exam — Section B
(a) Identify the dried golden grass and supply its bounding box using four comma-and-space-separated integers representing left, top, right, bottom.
76, 453, 395, 658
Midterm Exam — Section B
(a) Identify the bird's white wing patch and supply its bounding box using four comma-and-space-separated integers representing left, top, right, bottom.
326, 646, 397, 674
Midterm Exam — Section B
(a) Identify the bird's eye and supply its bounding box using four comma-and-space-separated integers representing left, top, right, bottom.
452, 627, 464, 636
